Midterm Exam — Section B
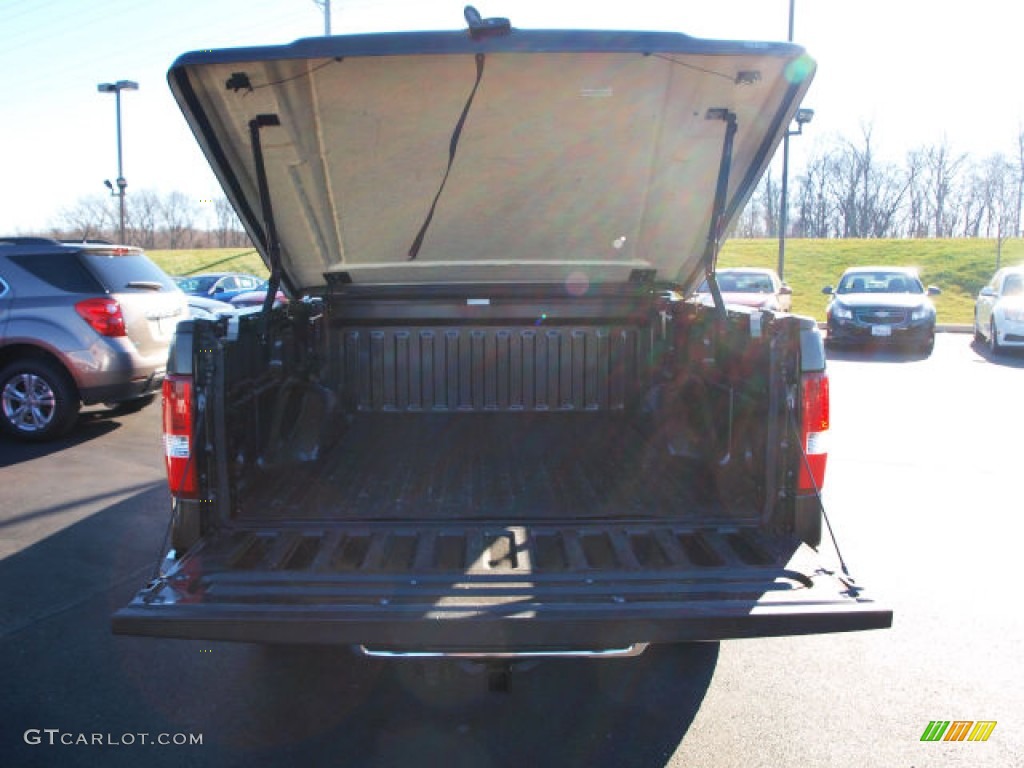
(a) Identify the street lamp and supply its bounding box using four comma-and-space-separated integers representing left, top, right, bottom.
777, 107, 814, 282
314, 0, 331, 34
97, 80, 139, 244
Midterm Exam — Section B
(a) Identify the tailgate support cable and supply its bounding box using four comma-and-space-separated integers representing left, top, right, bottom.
786, 404, 852, 581
407, 53, 486, 261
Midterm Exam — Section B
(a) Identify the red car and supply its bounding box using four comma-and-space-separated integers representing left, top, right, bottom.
228, 280, 287, 308
694, 267, 793, 312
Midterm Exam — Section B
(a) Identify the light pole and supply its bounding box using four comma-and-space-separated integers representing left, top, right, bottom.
777, 108, 814, 281
314, 0, 331, 34
97, 80, 139, 244
776, 0, 810, 281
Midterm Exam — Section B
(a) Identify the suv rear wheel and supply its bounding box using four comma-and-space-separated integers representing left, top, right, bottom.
0, 358, 80, 441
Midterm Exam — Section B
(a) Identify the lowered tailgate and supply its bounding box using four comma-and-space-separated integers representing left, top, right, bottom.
113, 522, 890, 649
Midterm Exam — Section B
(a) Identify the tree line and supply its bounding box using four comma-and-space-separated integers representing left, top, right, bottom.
49, 190, 251, 249
735, 125, 1023, 246
51, 125, 1024, 251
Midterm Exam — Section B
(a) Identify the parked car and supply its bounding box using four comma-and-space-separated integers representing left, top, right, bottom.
228, 280, 288, 308
174, 272, 264, 302
694, 267, 792, 311
823, 267, 940, 354
185, 294, 236, 320
974, 266, 1024, 354
0, 237, 187, 440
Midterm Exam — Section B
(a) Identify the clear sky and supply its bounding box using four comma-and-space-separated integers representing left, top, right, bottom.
2, 0, 1022, 234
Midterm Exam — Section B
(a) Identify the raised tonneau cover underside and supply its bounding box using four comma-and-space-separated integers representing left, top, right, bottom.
113, 523, 891, 646
169, 28, 814, 291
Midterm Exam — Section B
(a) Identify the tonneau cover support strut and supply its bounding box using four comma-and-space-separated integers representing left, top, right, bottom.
248, 113, 284, 317
701, 108, 738, 324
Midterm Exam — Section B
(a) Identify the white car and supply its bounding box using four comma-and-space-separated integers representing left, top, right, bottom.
185, 294, 236, 320
694, 267, 793, 312
974, 267, 1024, 353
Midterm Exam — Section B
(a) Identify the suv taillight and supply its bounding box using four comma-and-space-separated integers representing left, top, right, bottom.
798, 371, 829, 494
75, 298, 126, 337
162, 375, 198, 499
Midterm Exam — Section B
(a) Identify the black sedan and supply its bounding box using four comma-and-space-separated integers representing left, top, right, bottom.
823, 267, 940, 354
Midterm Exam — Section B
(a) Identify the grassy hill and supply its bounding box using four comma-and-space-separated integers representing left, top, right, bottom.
148, 238, 1024, 325
719, 238, 1024, 325
148, 248, 268, 280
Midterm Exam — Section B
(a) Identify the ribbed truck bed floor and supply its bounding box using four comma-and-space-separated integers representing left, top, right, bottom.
113, 522, 892, 647
237, 413, 747, 522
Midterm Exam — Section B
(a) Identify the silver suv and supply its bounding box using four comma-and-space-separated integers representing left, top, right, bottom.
0, 237, 188, 440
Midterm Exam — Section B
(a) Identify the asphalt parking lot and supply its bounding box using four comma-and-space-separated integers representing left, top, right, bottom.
1, 332, 1022, 768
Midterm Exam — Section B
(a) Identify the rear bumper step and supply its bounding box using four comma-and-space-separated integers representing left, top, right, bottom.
113, 523, 891, 646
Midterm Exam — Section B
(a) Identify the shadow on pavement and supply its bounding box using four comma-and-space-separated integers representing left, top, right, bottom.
0, 410, 127, 466
824, 343, 931, 364
1, 486, 719, 768
969, 338, 1024, 368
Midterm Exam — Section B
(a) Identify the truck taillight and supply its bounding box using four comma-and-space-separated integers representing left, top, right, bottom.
75, 298, 126, 337
162, 374, 198, 499
798, 371, 829, 494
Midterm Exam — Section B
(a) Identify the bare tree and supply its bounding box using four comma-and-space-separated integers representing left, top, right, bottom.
127, 189, 161, 248
870, 169, 910, 238
757, 169, 780, 238
959, 164, 987, 238
824, 126, 907, 238
828, 134, 864, 237
921, 140, 966, 237
793, 152, 834, 237
975, 153, 1020, 268
213, 196, 247, 247
732, 192, 761, 237
158, 191, 198, 249
903, 149, 929, 238
50, 195, 116, 241
1016, 126, 1024, 238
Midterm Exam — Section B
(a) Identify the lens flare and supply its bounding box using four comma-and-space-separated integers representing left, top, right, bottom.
784, 55, 814, 85
565, 271, 589, 297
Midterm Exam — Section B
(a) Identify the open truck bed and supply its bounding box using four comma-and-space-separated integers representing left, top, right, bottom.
114, 290, 891, 650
